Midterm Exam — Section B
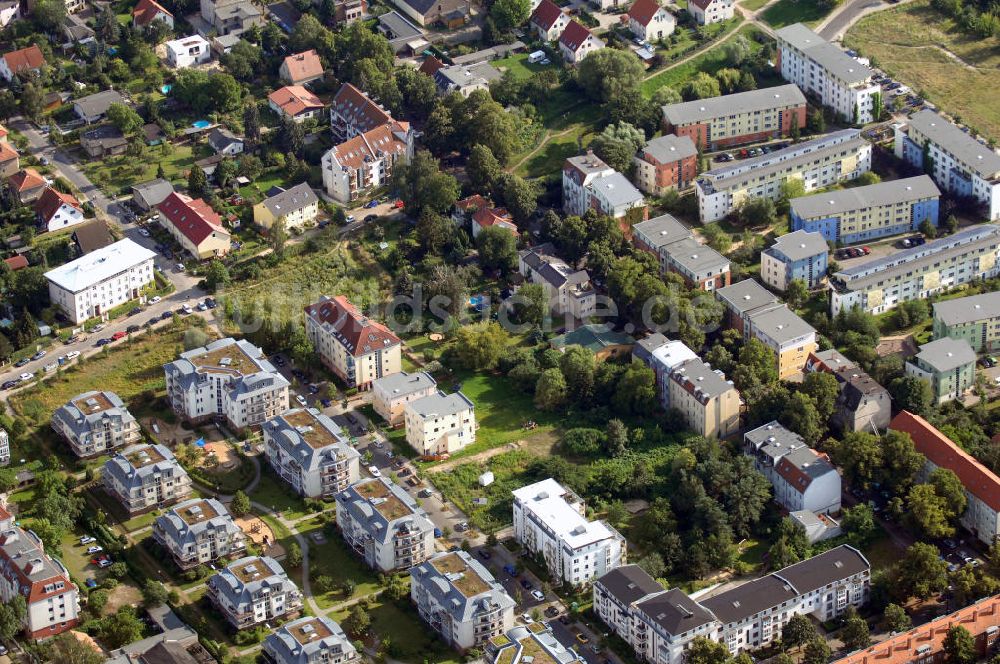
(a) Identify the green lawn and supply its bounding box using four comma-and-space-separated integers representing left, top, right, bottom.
493, 53, 560, 81
642, 25, 764, 96
77, 142, 206, 196
761, 0, 831, 27
248, 472, 313, 522
296, 517, 380, 609
514, 124, 595, 180
428, 450, 537, 531
739, 0, 771, 9
332, 599, 460, 664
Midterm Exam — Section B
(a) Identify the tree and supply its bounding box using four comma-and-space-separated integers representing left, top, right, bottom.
895, 542, 948, 600
800, 371, 839, 422
220, 39, 262, 81
576, 49, 645, 104
288, 14, 335, 55
141, 579, 170, 607
637, 552, 666, 578
559, 346, 596, 401
467, 144, 502, 193
106, 103, 144, 135
535, 368, 568, 411
33, 0, 66, 30
396, 67, 437, 121
20, 83, 43, 122
270, 216, 288, 259
943, 625, 977, 664
734, 196, 777, 228
95, 4, 120, 41
716, 67, 742, 94
883, 603, 911, 633
733, 337, 778, 391
841, 503, 876, 542
802, 637, 831, 664
930, 467, 968, 517
781, 391, 824, 444
44, 632, 104, 664
457, 90, 519, 165
908, 483, 956, 538
215, 159, 238, 189
612, 362, 657, 416
919, 218, 937, 239
782, 614, 816, 650
881, 429, 925, 493
497, 173, 538, 224
286, 542, 302, 567
393, 150, 460, 216
683, 72, 722, 100
454, 322, 509, 370
477, 225, 518, 274
686, 636, 730, 664
0, 594, 25, 640
769, 518, 809, 569
345, 605, 371, 637
841, 606, 871, 651
98, 606, 145, 649
724, 34, 752, 66
783, 278, 810, 309
590, 122, 645, 173
888, 375, 933, 415
230, 490, 251, 516
188, 165, 208, 196
244, 101, 261, 144
490, 0, 531, 31
605, 418, 629, 457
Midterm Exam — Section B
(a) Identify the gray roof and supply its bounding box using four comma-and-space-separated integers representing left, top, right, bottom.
0, 523, 73, 595
765, 229, 828, 262
662, 84, 806, 127
596, 565, 664, 607
636, 587, 717, 636
702, 574, 799, 624
633, 332, 670, 363
811, 348, 856, 372
407, 390, 474, 420
260, 182, 317, 218
378, 9, 424, 41
372, 370, 436, 399
772, 544, 869, 595
520, 248, 592, 290
163, 337, 289, 399
642, 134, 698, 163
103, 444, 190, 494
715, 278, 780, 317
779, 446, 836, 485
837, 368, 888, 411
51, 390, 135, 442
744, 420, 808, 462
154, 498, 242, 551
435, 62, 501, 90
775, 23, 874, 84
933, 291, 1000, 327
208, 127, 243, 152
82, 123, 127, 147
565, 152, 613, 178
789, 175, 940, 220
670, 357, 735, 402
132, 178, 175, 206
335, 477, 434, 546
913, 337, 976, 373
263, 615, 357, 664
208, 555, 299, 614
74, 90, 124, 118
411, 550, 516, 624
907, 109, 1000, 179
747, 304, 816, 345
633, 214, 692, 250
662, 236, 730, 276
261, 407, 359, 476
589, 171, 644, 207
105, 627, 201, 664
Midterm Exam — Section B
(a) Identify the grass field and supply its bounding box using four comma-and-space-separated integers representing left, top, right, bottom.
297, 517, 381, 610
78, 142, 208, 196
248, 472, 313, 522
642, 25, 765, 96
739, 0, 770, 9
844, 0, 1000, 141
761, 0, 830, 28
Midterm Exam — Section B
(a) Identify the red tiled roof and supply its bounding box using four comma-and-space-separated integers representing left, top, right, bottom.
132, 0, 173, 25
3, 255, 27, 271
9, 168, 45, 193
2, 45, 44, 75
560, 20, 593, 51
330, 83, 392, 133
268, 85, 323, 117
628, 0, 662, 26
473, 207, 519, 235
418, 56, 445, 76
304, 295, 401, 357
456, 194, 492, 212
531, 0, 564, 29
330, 122, 410, 170
34, 187, 80, 223
0, 125, 9, 140
890, 410, 1000, 511
775, 456, 812, 493
281, 50, 323, 83
0, 141, 17, 163
157, 192, 224, 247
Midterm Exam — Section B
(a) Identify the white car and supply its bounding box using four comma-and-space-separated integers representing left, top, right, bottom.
93, 323, 105, 332
98, 558, 113, 568
521, 613, 534, 624
138, 228, 150, 237
368, 465, 381, 478
18, 373, 33, 382
346, 215, 356, 222
531, 590, 545, 602
149, 296, 161, 304
295, 394, 307, 406
79, 536, 95, 545
66, 351, 80, 360
86, 545, 103, 554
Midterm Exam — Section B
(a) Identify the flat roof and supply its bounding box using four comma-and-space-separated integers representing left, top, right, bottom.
662, 236, 729, 274
45, 238, 155, 293
288, 617, 333, 645
71, 391, 115, 415
663, 84, 806, 126
716, 278, 780, 316
933, 291, 1000, 326
126, 445, 166, 468
430, 552, 491, 597
913, 337, 976, 373
907, 109, 1000, 179
789, 175, 940, 219
354, 478, 411, 520
748, 305, 816, 345
175, 499, 220, 525
231, 558, 270, 584
190, 343, 258, 376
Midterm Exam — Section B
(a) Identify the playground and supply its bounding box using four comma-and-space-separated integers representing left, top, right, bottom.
235, 515, 285, 559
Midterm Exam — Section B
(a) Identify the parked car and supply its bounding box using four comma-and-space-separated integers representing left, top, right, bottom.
30, 350, 46, 361
14, 358, 29, 368
1, 381, 18, 390
364, 200, 379, 209
197, 302, 208, 311
521, 613, 534, 624
531, 589, 545, 601
295, 394, 307, 406
149, 295, 161, 303
364, 214, 378, 222
96, 338, 111, 347
66, 351, 80, 360
160, 310, 173, 320
112, 331, 127, 341
126, 325, 141, 334
181, 304, 193, 315
18, 372, 34, 381
86, 546, 103, 554
368, 465, 381, 478
139, 228, 151, 237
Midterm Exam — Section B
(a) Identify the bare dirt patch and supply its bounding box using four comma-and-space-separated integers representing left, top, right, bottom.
235, 515, 285, 558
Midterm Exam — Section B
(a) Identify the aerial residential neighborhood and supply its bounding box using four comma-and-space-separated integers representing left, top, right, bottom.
0, 0, 1000, 660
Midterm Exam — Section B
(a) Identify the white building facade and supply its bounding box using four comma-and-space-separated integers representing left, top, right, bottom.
404, 391, 476, 456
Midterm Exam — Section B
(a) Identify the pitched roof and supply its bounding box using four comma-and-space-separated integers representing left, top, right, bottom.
45, 239, 155, 292
559, 20, 593, 51
281, 49, 323, 83
260, 182, 317, 218
688, 0, 716, 10
637, 587, 718, 635
907, 109, 1000, 179
596, 565, 663, 607
34, 187, 81, 223
628, 0, 663, 26
157, 192, 225, 247
641, 134, 697, 164
73, 90, 125, 118
207, 127, 243, 152
891, 410, 1000, 511
418, 55, 445, 76
3, 255, 27, 271
9, 167, 45, 193
132, 0, 173, 25
268, 85, 323, 117
472, 206, 518, 235
304, 295, 401, 357
2, 44, 44, 74
0, 140, 17, 163
663, 84, 806, 127
331, 82, 392, 133
328, 121, 410, 170
72, 219, 114, 254
531, 0, 564, 29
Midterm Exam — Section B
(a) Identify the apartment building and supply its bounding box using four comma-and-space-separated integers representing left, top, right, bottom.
329, 83, 393, 141
633, 134, 698, 195
829, 224, 1000, 315
0, 429, 8, 467
335, 477, 435, 572
207, 555, 303, 630
0, 505, 79, 639
44, 238, 156, 324
687, 0, 732, 24
51, 390, 141, 458
715, 278, 780, 332
668, 357, 741, 438
661, 84, 806, 151
933, 291, 1000, 353
790, 176, 940, 245
165, 35, 212, 68
743, 302, 818, 378
404, 391, 476, 456
263, 408, 361, 499
372, 371, 437, 427
627, 0, 675, 42
518, 245, 597, 319
563, 152, 646, 222
632, 335, 697, 408
760, 229, 828, 290
744, 421, 841, 514
411, 551, 516, 651
263, 615, 361, 664
152, 498, 246, 571
775, 23, 880, 124
630, 214, 730, 290
252, 182, 319, 231
831, 368, 891, 433
164, 338, 290, 430
895, 109, 1000, 221
304, 295, 402, 390
595, 545, 870, 664
905, 337, 977, 404
892, 411, 1000, 546
696, 129, 872, 222
102, 444, 193, 515
512, 478, 626, 586
157, 192, 231, 260
486, 623, 586, 664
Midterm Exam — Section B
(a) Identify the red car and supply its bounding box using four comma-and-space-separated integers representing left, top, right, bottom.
111, 331, 127, 341
861, 246, 871, 255
394, 199, 404, 209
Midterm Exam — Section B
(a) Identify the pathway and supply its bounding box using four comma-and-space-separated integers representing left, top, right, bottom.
507, 126, 579, 174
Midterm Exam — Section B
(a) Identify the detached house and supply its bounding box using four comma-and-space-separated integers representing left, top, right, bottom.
264, 616, 361, 664
687, 0, 733, 24
627, 0, 675, 42
0, 44, 44, 81
207, 127, 244, 155
559, 20, 604, 64
72, 90, 124, 124
252, 182, 318, 231
0, 141, 18, 179
157, 192, 231, 259
132, 0, 174, 29
279, 49, 324, 86
269, 85, 324, 122
35, 187, 83, 233
165, 35, 212, 68
905, 337, 977, 404
518, 244, 597, 320
530, 0, 568, 41
372, 371, 437, 427
8, 168, 46, 204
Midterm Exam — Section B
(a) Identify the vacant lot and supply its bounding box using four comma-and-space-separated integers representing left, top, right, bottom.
845, 0, 1000, 141
761, 0, 830, 28
642, 25, 765, 96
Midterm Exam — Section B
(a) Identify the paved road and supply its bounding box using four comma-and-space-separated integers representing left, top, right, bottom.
816, 0, 887, 40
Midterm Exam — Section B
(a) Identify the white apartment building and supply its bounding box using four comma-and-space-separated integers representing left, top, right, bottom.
404, 391, 476, 456
0, 505, 80, 639
45, 238, 156, 324
51, 390, 141, 458
165, 35, 212, 68
667, 358, 741, 439
775, 23, 880, 124
372, 371, 437, 427
304, 295, 402, 390
696, 129, 872, 222
263, 615, 361, 664
595, 546, 870, 664
829, 224, 1000, 316
512, 478, 626, 587
102, 444, 193, 515
335, 477, 435, 572
163, 338, 290, 431
518, 245, 597, 320
411, 551, 516, 651
743, 421, 841, 515
207, 555, 303, 629
152, 498, 246, 570
895, 109, 1000, 221
262, 408, 361, 499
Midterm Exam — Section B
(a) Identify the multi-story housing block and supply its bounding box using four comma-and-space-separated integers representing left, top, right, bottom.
895, 109, 1000, 221
933, 291, 1000, 353
905, 337, 977, 404
829, 224, 1000, 315
831, 368, 891, 433
563, 152, 646, 222
164, 338, 290, 430
790, 176, 940, 244
661, 84, 806, 151
775, 23, 880, 124
335, 477, 435, 572
591, 565, 665, 643
633, 134, 698, 195
668, 358, 741, 438
51, 390, 141, 458
0, 505, 79, 639
0, 429, 8, 466
404, 391, 476, 456
207, 556, 303, 629
152, 498, 246, 571
263, 408, 361, 499
329, 83, 393, 141
715, 278, 780, 333
760, 229, 828, 291
744, 421, 841, 514
632, 335, 697, 408
304, 295, 402, 390
563, 152, 613, 216
512, 478, 626, 586
102, 444, 193, 515
486, 623, 585, 664
631, 214, 730, 290
263, 615, 361, 664
742, 302, 818, 378
411, 551, 516, 651
518, 245, 597, 320
696, 129, 872, 222
892, 411, 1000, 546
372, 371, 438, 426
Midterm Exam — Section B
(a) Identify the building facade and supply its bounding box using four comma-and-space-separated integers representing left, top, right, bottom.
51, 390, 141, 458
152, 498, 246, 570
263, 615, 361, 664
372, 371, 438, 427
157, 192, 231, 260
760, 229, 828, 291
904, 337, 977, 404
742, 302, 818, 378
687, 0, 733, 24
518, 245, 597, 320
165, 36, 212, 68
207, 555, 303, 629
744, 421, 841, 514
102, 444, 193, 515
558, 20, 604, 64
263, 408, 361, 499
633, 134, 698, 195
627, 0, 675, 41
933, 291, 1000, 353
563, 153, 646, 221
252, 182, 319, 231
404, 391, 476, 456
667, 357, 741, 438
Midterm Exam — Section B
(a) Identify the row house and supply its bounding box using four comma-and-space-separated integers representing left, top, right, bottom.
933, 291, 1000, 353
744, 421, 841, 515
102, 444, 193, 515
207, 555, 303, 630
667, 357, 741, 439
51, 390, 141, 458
152, 498, 246, 570
262, 407, 361, 499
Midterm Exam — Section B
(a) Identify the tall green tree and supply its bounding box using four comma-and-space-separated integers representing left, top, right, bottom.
476, 225, 518, 274
943, 625, 977, 664
575, 48, 645, 105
